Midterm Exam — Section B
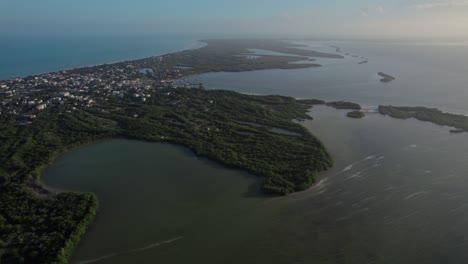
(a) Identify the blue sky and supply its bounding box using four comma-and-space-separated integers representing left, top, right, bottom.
1, 0, 468, 38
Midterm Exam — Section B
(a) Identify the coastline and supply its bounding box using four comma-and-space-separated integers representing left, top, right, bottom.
0, 39, 207, 81
38, 137, 117, 195
0, 39, 335, 82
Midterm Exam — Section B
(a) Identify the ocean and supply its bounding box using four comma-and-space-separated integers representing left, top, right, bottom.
0, 34, 203, 80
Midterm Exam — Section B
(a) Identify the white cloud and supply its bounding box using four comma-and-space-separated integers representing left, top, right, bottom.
412, 0, 468, 9
206, 3, 468, 39
361, 5, 386, 16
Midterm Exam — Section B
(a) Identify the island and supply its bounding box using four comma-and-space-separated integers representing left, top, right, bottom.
0, 39, 337, 263
325, 101, 362, 110
346, 111, 365, 118
379, 105, 468, 132
329, 45, 342, 53
378, 72, 396, 83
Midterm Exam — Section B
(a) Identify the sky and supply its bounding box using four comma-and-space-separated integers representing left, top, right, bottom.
1, 0, 468, 39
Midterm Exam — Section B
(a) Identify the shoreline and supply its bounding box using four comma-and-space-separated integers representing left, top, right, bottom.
38, 137, 118, 196
0, 40, 207, 82
0, 39, 339, 82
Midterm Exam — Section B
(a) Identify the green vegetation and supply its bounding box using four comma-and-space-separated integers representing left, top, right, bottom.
379, 105, 468, 131
346, 111, 365, 118
0, 88, 332, 263
297, 99, 325, 105
73, 39, 342, 78
326, 101, 362, 110
200, 39, 344, 58
0, 188, 97, 264
378, 72, 395, 83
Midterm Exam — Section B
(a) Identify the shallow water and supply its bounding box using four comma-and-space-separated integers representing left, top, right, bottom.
189, 40, 468, 114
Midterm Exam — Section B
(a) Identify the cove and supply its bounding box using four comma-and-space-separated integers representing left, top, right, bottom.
42, 140, 274, 264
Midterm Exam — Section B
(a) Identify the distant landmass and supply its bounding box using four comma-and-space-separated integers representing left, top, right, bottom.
379, 105, 468, 132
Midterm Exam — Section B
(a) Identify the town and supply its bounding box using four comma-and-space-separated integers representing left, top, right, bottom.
0, 54, 202, 126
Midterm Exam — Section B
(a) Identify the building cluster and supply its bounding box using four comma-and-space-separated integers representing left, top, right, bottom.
0, 56, 189, 124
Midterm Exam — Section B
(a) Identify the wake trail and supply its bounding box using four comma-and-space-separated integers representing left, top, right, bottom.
404, 191, 428, 200
78, 236, 184, 264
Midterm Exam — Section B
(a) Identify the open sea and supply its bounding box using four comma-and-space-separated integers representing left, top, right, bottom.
0, 35, 203, 80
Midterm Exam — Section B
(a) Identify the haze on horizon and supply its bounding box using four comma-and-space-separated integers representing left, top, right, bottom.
1, 0, 468, 39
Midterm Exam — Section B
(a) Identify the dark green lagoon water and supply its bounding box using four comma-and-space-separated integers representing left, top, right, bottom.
43, 140, 272, 264
43, 105, 468, 264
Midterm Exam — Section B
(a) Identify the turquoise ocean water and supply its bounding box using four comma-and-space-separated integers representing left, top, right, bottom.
0, 35, 203, 80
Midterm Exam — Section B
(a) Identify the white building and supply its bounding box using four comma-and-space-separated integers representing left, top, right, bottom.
36, 104, 47, 111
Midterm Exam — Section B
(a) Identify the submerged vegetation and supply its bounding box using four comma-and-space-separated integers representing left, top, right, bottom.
378, 72, 396, 83
450, 129, 465, 133
379, 105, 468, 132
